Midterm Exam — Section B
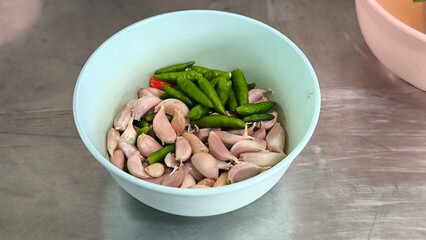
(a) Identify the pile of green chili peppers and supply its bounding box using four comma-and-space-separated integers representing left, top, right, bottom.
153, 61, 276, 128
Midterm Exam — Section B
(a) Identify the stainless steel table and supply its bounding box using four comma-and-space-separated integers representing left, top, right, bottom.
1, 1, 426, 239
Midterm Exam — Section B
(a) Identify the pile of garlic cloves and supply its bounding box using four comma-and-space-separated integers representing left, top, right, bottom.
106, 87, 287, 188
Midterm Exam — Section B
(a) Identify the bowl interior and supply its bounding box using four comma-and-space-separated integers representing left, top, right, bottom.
73, 10, 320, 193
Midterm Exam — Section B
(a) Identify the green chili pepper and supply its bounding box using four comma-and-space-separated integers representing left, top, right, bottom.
242, 113, 275, 122
236, 101, 276, 116
136, 126, 151, 138
216, 78, 232, 106
145, 113, 173, 122
232, 68, 249, 106
162, 85, 194, 107
146, 144, 175, 165
160, 92, 169, 100
187, 104, 210, 120
191, 115, 246, 129
209, 75, 227, 88
247, 82, 256, 90
153, 71, 202, 83
197, 76, 227, 115
226, 87, 238, 112
133, 119, 150, 128
154, 61, 195, 74
190, 65, 230, 80
176, 77, 213, 108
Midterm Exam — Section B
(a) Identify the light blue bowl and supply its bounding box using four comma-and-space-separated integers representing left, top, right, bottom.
73, 10, 320, 216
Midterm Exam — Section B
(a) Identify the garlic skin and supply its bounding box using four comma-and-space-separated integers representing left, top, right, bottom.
262, 111, 278, 130
239, 151, 286, 167
113, 101, 133, 131
110, 149, 125, 170
120, 118, 137, 145
118, 139, 138, 158
228, 162, 262, 184
191, 152, 219, 179
213, 172, 229, 187
212, 130, 253, 148
265, 122, 285, 153
138, 87, 164, 98
208, 131, 239, 162
161, 164, 186, 187
107, 128, 120, 156
217, 160, 233, 170
137, 133, 162, 158
171, 109, 187, 136
127, 151, 151, 179
153, 105, 177, 144
251, 121, 266, 140
180, 174, 196, 188
154, 98, 189, 116
229, 139, 266, 157
182, 132, 209, 154
131, 96, 162, 120
175, 136, 192, 162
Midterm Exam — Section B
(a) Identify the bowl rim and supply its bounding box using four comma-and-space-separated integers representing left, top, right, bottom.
366, 0, 426, 42
73, 9, 321, 196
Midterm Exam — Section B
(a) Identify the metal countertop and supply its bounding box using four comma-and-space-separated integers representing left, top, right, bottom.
1, 1, 426, 239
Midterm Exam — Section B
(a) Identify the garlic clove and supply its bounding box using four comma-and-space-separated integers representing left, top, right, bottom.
138, 87, 165, 98
127, 151, 151, 179
255, 96, 269, 103
161, 164, 186, 187
265, 122, 285, 153
213, 130, 253, 148
113, 101, 133, 131
227, 124, 256, 136
228, 162, 262, 184
191, 152, 219, 179
213, 172, 229, 187
208, 131, 239, 162
120, 118, 137, 144
248, 89, 273, 103
184, 161, 205, 182
197, 178, 216, 187
118, 139, 138, 158
164, 152, 178, 168
175, 136, 192, 162
239, 151, 286, 167
171, 109, 187, 136
131, 96, 162, 120
110, 149, 125, 170
262, 111, 278, 130
195, 127, 220, 143
144, 167, 172, 184
107, 128, 120, 156
182, 131, 209, 154
154, 98, 189, 116
251, 121, 266, 140
180, 173, 196, 188
230, 139, 267, 157
153, 105, 177, 144
137, 133, 162, 158
144, 163, 165, 178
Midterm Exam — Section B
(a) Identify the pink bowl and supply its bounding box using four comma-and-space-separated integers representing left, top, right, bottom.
356, 0, 426, 91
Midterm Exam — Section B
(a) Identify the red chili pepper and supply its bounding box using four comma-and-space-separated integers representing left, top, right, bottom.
149, 77, 172, 90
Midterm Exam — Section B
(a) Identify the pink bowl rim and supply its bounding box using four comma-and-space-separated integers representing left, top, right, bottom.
367, 0, 426, 42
